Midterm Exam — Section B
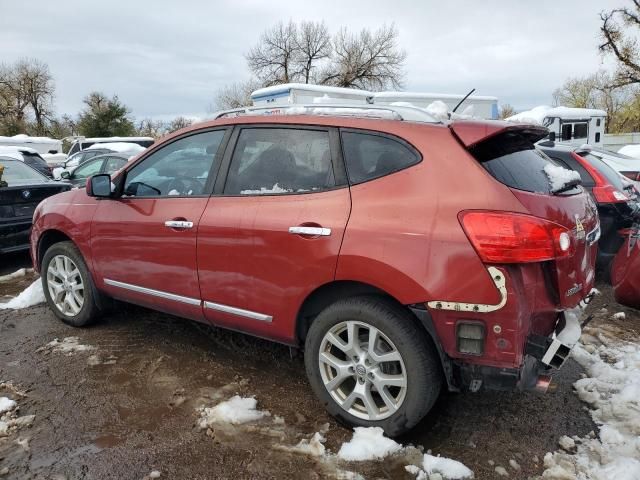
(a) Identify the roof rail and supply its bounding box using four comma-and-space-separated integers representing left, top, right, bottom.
212, 103, 441, 124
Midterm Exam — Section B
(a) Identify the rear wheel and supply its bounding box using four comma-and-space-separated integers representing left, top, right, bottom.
304, 296, 442, 436
42, 241, 102, 327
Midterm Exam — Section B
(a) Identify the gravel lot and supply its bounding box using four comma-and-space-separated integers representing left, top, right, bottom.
2, 251, 633, 479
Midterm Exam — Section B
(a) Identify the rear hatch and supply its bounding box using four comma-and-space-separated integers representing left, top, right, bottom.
451, 121, 599, 308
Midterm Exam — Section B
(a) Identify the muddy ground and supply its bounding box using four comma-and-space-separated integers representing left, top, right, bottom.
0, 251, 636, 480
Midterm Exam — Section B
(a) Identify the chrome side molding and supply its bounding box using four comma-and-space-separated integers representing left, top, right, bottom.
203, 301, 273, 323
103, 278, 201, 306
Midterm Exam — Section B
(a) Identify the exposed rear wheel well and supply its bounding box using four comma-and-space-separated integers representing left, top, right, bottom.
296, 281, 421, 343
37, 230, 73, 270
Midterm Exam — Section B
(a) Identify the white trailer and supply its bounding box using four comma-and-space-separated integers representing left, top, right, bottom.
0, 134, 63, 154
507, 106, 606, 146
372, 92, 499, 119
251, 83, 374, 106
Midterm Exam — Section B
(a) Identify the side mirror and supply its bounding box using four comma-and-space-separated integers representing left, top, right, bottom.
87, 174, 111, 197
60, 170, 70, 179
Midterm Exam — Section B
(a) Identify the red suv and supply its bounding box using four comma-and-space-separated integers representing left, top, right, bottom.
30, 105, 598, 435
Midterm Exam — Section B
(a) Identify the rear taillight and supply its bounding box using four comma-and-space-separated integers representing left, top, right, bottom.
571, 152, 628, 203
621, 171, 640, 182
459, 210, 573, 263
592, 185, 629, 203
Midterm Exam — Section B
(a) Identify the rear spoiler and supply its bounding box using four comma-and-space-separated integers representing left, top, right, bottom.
450, 120, 548, 148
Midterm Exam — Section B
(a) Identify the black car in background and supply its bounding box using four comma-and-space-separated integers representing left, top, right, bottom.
538, 142, 639, 274
0, 157, 70, 254
0, 147, 53, 178
59, 153, 129, 188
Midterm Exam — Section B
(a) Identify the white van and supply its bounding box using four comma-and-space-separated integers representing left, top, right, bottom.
0, 134, 63, 155
67, 136, 155, 156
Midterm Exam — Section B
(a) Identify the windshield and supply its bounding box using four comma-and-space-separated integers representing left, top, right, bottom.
0, 159, 45, 185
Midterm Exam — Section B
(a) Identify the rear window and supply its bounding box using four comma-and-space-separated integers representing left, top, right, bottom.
470, 132, 561, 194
580, 152, 626, 191
0, 159, 45, 184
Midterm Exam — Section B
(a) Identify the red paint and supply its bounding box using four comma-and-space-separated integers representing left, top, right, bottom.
31, 115, 597, 376
611, 228, 640, 308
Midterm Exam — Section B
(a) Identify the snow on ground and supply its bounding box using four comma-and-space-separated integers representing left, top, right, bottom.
406, 453, 474, 479
0, 394, 35, 438
197, 395, 270, 427
0, 278, 45, 310
337, 427, 402, 461
543, 163, 581, 192
0, 268, 32, 283
38, 337, 95, 355
541, 324, 640, 479
276, 432, 327, 457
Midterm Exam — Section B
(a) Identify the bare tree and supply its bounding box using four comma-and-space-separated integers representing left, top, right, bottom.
246, 20, 299, 86
295, 21, 331, 84
0, 58, 55, 135
212, 79, 261, 110
137, 118, 167, 138
499, 104, 516, 119
167, 116, 194, 133
600, 2, 640, 87
321, 24, 406, 90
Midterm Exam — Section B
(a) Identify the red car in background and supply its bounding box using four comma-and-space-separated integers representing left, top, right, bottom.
30, 105, 598, 435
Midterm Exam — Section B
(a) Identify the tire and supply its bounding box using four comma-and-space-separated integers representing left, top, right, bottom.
41, 241, 103, 327
304, 295, 442, 437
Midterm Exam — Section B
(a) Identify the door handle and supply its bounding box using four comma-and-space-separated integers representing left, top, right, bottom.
164, 220, 194, 229
288, 226, 331, 236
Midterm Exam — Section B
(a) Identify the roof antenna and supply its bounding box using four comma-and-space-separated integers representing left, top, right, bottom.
452, 88, 476, 114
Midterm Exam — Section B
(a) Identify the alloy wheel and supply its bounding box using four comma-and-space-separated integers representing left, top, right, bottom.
46, 254, 85, 316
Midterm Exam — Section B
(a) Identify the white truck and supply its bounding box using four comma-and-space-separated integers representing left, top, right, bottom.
507, 106, 606, 146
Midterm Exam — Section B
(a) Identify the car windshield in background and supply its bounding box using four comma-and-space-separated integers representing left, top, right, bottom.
0, 159, 46, 185
580, 152, 627, 191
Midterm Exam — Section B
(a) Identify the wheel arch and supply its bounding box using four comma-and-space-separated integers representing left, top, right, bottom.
296, 280, 454, 389
37, 229, 74, 270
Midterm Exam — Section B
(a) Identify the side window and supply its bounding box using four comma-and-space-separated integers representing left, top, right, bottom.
104, 156, 127, 173
573, 123, 588, 139
341, 131, 420, 184
123, 130, 225, 197
73, 159, 104, 180
224, 128, 334, 195
561, 124, 572, 141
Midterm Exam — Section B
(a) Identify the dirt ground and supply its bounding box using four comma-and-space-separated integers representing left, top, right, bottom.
0, 251, 635, 480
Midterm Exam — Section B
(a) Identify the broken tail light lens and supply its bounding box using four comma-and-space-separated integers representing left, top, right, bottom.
459, 210, 573, 263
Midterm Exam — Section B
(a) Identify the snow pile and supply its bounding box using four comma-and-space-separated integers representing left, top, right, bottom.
543, 163, 581, 192
277, 432, 327, 457
0, 397, 16, 414
39, 337, 95, 355
541, 326, 640, 479
337, 427, 402, 461
0, 395, 34, 438
425, 101, 450, 122
0, 278, 45, 310
406, 453, 474, 479
618, 144, 640, 160
0, 268, 32, 283
197, 395, 270, 427
506, 106, 606, 125
613, 312, 626, 320
240, 184, 292, 195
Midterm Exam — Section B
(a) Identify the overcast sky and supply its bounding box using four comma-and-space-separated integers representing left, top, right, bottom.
0, 0, 621, 120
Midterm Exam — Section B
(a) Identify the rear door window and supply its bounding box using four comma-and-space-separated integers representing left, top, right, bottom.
224, 128, 335, 195
340, 130, 420, 184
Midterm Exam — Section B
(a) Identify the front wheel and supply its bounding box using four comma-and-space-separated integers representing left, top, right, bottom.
304, 296, 442, 436
42, 241, 102, 327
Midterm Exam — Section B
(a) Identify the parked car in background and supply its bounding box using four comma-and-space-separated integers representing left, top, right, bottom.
59, 154, 129, 188
0, 146, 53, 178
617, 144, 640, 159
31, 107, 598, 435
0, 157, 70, 254
538, 142, 638, 273
55, 143, 145, 179
67, 136, 154, 156
580, 145, 640, 188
